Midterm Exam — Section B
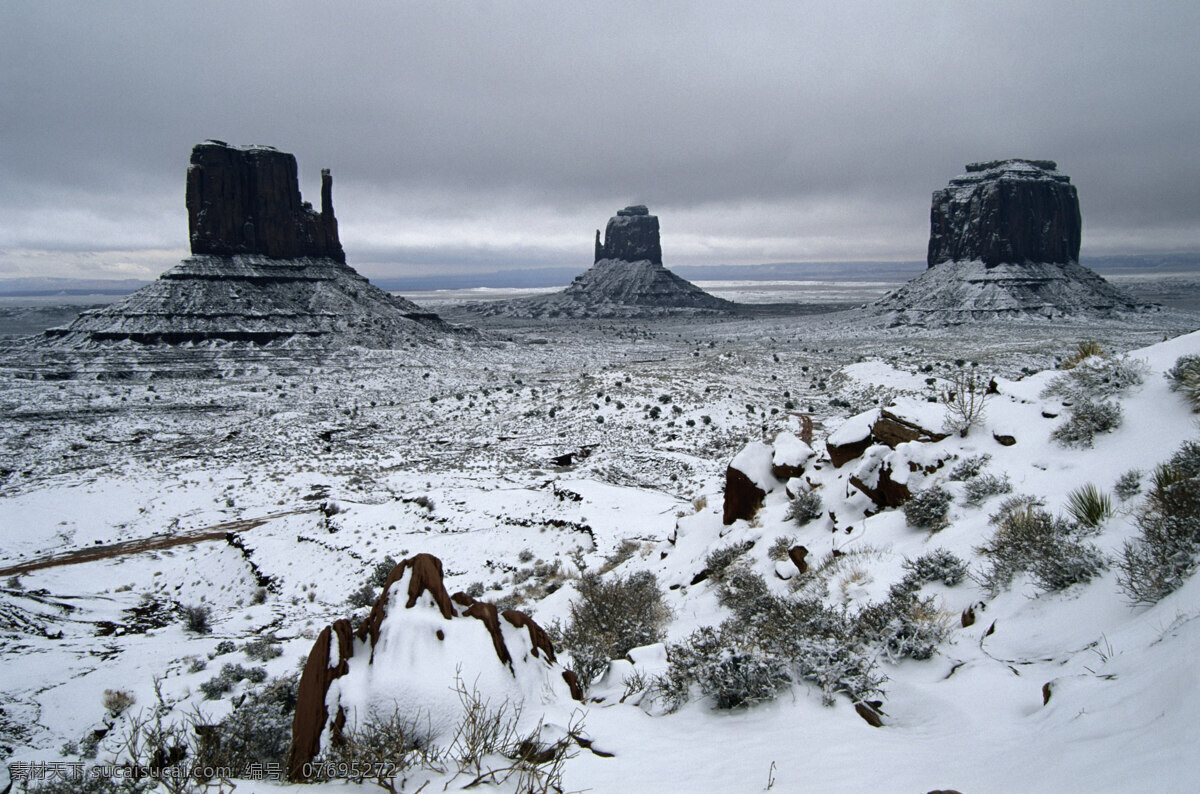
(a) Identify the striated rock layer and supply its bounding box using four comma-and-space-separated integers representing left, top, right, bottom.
876, 159, 1143, 323
472, 205, 734, 318
42, 142, 459, 349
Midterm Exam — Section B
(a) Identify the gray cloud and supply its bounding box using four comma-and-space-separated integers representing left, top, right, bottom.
2, 1, 1198, 281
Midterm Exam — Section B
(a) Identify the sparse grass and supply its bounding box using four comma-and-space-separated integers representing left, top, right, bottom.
102, 688, 135, 716
1063, 340, 1105, 368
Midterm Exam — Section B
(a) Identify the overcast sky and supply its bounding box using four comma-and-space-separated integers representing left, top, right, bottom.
2, 1, 1198, 282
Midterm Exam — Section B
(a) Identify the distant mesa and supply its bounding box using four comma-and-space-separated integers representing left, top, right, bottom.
875, 159, 1143, 322
44, 141, 458, 348
472, 204, 735, 318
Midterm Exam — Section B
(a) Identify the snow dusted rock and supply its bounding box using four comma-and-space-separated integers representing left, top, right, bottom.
471, 206, 734, 318
42, 142, 460, 349
771, 431, 815, 480
875, 159, 1142, 323
872, 399, 949, 447
288, 553, 579, 781
723, 441, 778, 525
826, 408, 880, 468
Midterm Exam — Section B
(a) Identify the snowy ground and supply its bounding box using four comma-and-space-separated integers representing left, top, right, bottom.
2, 291, 1200, 792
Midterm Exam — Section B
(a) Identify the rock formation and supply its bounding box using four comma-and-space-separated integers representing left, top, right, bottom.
469, 205, 735, 318
187, 141, 344, 262
723, 433, 812, 525
43, 141, 457, 348
289, 553, 580, 781
875, 159, 1143, 322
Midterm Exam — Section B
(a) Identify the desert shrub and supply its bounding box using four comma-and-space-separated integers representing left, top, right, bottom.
659, 569, 883, 711
464, 581, 485, 598
1118, 463, 1200, 604
1063, 340, 1105, 368
517, 548, 535, 563
242, 637, 283, 662
767, 534, 798, 561
1168, 439, 1200, 479
942, 371, 991, 437
1166, 355, 1200, 411
188, 658, 207, 673
182, 604, 212, 634
199, 663, 268, 700
949, 454, 991, 481
855, 592, 950, 663
553, 571, 670, 689
208, 673, 298, 775
904, 486, 952, 531
784, 491, 824, 526
704, 540, 756, 582
1114, 469, 1142, 501
976, 501, 1107, 594
1051, 399, 1122, 448
902, 549, 969, 587
1065, 483, 1114, 527
1043, 355, 1146, 401
102, 688, 136, 715
346, 581, 378, 609
598, 538, 640, 574
370, 555, 399, 587
963, 473, 1013, 505
212, 639, 236, 656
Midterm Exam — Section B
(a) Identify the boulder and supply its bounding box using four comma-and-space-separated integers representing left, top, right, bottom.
771, 431, 815, 480
826, 409, 879, 468
287, 553, 578, 781
722, 441, 780, 525
871, 407, 948, 448
187, 141, 344, 262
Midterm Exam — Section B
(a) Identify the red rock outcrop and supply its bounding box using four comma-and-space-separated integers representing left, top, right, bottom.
722, 465, 767, 525
288, 553, 577, 782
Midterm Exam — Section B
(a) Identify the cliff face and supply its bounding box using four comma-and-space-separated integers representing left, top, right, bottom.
926, 159, 1081, 268
186, 140, 344, 262
594, 205, 663, 265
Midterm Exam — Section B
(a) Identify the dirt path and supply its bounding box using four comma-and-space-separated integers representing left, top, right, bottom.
0, 508, 318, 577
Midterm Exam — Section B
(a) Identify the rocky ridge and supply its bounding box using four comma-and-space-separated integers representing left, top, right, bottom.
470, 205, 735, 318
876, 159, 1144, 323
40, 142, 458, 349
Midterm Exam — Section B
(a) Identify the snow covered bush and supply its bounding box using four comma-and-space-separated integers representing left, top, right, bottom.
949, 454, 991, 481
208, 673, 298, 776
942, 371, 991, 437
1166, 354, 1200, 411
182, 604, 212, 634
242, 637, 282, 662
660, 569, 884, 710
1043, 354, 1147, 401
1051, 399, 1123, 448
976, 499, 1107, 594
1118, 452, 1200, 604
1065, 483, 1114, 528
102, 688, 135, 716
856, 593, 950, 663
902, 549, 969, 587
903, 486, 952, 531
704, 540, 755, 582
345, 581, 378, 609
784, 491, 824, 526
963, 472, 1013, 505
767, 534, 798, 561
554, 570, 670, 690
199, 663, 267, 700
1114, 469, 1142, 501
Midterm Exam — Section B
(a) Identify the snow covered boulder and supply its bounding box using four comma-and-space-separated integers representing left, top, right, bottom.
771, 431, 815, 480
826, 409, 879, 468
288, 553, 580, 781
723, 441, 781, 525
871, 399, 949, 448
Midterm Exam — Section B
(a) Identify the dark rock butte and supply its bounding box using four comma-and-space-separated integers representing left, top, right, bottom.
594, 204, 663, 265
187, 140, 344, 262
927, 159, 1079, 269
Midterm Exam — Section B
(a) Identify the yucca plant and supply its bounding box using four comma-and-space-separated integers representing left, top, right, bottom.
1063, 340, 1105, 369
1065, 483, 1113, 528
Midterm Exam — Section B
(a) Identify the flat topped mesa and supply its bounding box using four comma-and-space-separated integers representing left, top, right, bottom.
927, 158, 1081, 269
186, 140, 344, 262
594, 204, 663, 265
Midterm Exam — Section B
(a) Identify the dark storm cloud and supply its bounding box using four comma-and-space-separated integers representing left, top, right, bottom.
2, 1, 1198, 280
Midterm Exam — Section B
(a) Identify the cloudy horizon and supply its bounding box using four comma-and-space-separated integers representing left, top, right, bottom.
2, 1, 1198, 283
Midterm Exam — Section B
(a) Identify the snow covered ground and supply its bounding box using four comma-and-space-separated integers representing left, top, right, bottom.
2, 298, 1200, 792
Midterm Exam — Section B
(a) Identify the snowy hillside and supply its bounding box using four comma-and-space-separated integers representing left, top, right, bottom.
2, 317, 1200, 793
